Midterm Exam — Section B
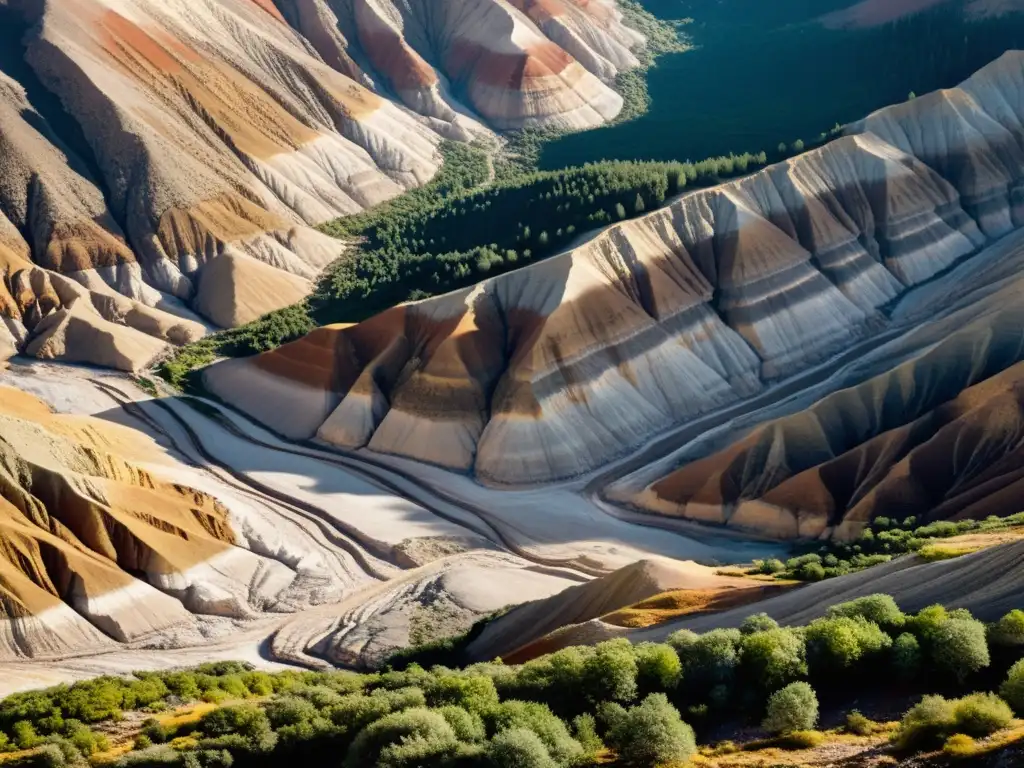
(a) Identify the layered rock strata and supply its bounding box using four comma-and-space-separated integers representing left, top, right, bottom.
206, 52, 1024, 485
0, 386, 301, 659
0, 0, 645, 369
276, 0, 638, 131
632, 306, 1024, 540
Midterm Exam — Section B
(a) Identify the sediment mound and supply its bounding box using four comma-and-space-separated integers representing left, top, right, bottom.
207, 52, 1024, 486
463, 558, 753, 661
634, 540, 1024, 640
0, 0, 643, 370
0, 386, 308, 659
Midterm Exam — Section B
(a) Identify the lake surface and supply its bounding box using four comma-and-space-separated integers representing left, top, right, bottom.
539, 1, 1024, 168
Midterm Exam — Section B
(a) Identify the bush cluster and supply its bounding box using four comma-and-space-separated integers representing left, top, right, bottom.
4, 599, 1024, 766
752, 512, 1024, 583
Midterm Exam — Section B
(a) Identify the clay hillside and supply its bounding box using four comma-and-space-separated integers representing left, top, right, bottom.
0, 0, 643, 373
206, 50, 1024, 524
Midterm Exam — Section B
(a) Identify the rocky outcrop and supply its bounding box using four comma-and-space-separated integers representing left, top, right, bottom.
632, 309, 1024, 540
206, 52, 1024, 485
0, 0, 646, 371
0, 386, 300, 659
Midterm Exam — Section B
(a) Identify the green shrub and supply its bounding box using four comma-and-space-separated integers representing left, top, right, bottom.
951, 693, 1012, 737
197, 706, 274, 753
13, 722, 43, 749
989, 610, 1024, 647
740, 613, 780, 634
135, 735, 153, 751
436, 707, 485, 743
632, 643, 681, 692
424, 676, 499, 715
140, 721, 168, 745
486, 701, 582, 766
927, 617, 990, 683
845, 710, 879, 736
581, 640, 638, 704
799, 563, 826, 582
680, 629, 741, 689
344, 709, 459, 768
664, 629, 698, 655
895, 693, 1012, 753
753, 560, 785, 576
262, 697, 317, 730
943, 733, 976, 756
892, 633, 922, 680
570, 714, 603, 756
114, 745, 182, 768
739, 628, 807, 690
775, 729, 825, 749
893, 695, 957, 752
485, 728, 557, 768
762, 683, 819, 736
1000, 659, 1024, 714
605, 694, 696, 768
804, 616, 891, 672
826, 595, 905, 630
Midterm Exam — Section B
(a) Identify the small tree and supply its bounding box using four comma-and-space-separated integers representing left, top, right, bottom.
892, 633, 922, 680
762, 683, 819, 735
827, 595, 905, 630
345, 708, 459, 768
952, 693, 1012, 737
582, 640, 639, 704
605, 694, 696, 767
740, 613, 780, 634
893, 695, 956, 752
990, 610, 1024, 647
633, 643, 681, 692
928, 618, 990, 683
1000, 659, 1024, 714
682, 629, 741, 689
739, 628, 807, 690
486, 728, 557, 768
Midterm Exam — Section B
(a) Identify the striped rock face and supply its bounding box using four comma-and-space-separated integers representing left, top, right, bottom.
0, 0, 640, 370
204, 52, 1024, 496
276, 0, 638, 130
0, 386, 301, 659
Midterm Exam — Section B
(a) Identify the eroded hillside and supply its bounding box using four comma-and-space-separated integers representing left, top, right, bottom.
205, 52, 1024, 501
0, 0, 644, 372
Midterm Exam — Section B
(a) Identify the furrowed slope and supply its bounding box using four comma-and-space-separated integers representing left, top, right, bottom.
0, 0, 644, 371
206, 51, 1024, 487
276, 0, 638, 131
0, 385, 308, 659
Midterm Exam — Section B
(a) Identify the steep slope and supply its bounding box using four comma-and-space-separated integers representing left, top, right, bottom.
0, 385, 310, 659
502, 541, 1024, 660
463, 558, 760, 662
206, 51, 1024, 486
630, 318, 1024, 541
276, 0, 637, 130
0, 0, 645, 371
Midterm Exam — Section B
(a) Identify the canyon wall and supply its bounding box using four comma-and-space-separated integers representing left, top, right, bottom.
207, 52, 1024, 496
0, 0, 643, 371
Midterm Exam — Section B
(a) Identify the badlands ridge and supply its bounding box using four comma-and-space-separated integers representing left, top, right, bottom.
0, 0, 643, 372
208, 51, 1024, 509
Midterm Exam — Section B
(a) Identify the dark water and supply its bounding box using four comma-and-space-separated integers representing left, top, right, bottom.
539, 1, 1024, 168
